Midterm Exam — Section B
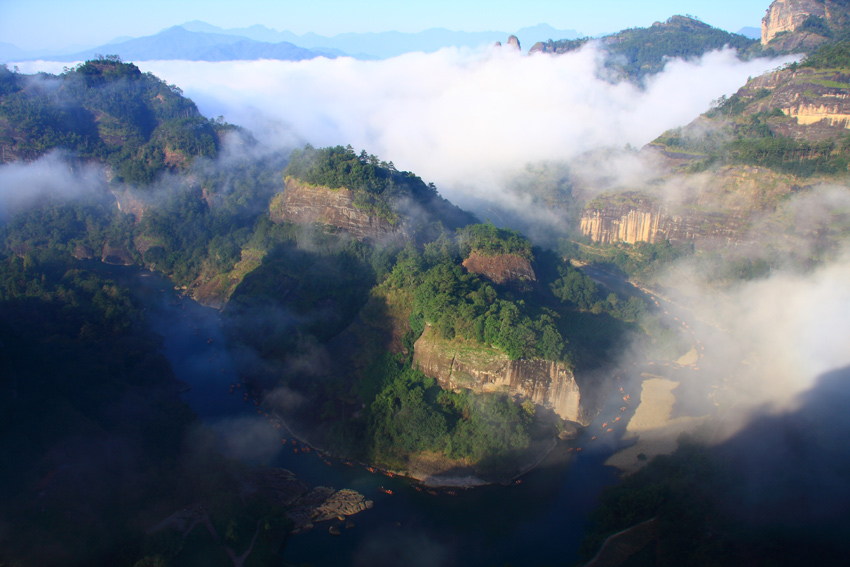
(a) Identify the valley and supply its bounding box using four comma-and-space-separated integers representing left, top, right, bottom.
2, 1, 850, 565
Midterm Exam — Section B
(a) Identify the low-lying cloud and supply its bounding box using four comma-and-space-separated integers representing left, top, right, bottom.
14, 45, 793, 230
0, 151, 106, 218
126, 45, 791, 201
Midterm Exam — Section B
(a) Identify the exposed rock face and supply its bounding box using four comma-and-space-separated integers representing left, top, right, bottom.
413, 326, 587, 424
110, 187, 149, 223
506, 35, 521, 50
728, 67, 850, 141
579, 191, 749, 248
462, 251, 536, 286
286, 486, 372, 532
761, 0, 827, 45
269, 177, 405, 242
101, 242, 134, 265
580, 197, 664, 245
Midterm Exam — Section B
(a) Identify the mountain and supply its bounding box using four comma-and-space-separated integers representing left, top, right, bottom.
22, 26, 341, 62
0, 57, 231, 184
760, 0, 850, 54
528, 15, 756, 81
572, 33, 850, 278
736, 25, 762, 39
177, 20, 580, 58
0, 42, 27, 62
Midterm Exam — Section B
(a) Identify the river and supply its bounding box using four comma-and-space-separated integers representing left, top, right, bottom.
100, 263, 642, 567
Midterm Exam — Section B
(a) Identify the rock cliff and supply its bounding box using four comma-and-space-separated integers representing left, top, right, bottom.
760, 0, 850, 50
734, 67, 850, 140
269, 177, 405, 242
761, 0, 827, 45
580, 203, 745, 248
577, 165, 796, 248
412, 325, 587, 424
461, 251, 536, 286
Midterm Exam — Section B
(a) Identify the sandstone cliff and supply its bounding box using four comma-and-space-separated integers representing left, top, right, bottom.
578, 163, 800, 248
461, 251, 536, 286
735, 67, 850, 140
269, 177, 406, 242
761, 0, 827, 45
412, 325, 587, 424
760, 0, 850, 50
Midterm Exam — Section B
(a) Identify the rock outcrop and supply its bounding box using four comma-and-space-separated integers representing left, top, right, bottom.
580, 203, 746, 248
761, 0, 827, 45
462, 251, 536, 286
285, 486, 372, 533
269, 177, 405, 242
506, 35, 521, 50
578, 162, 807, 248
760, 0, 850, 49
413, 325, 587, 424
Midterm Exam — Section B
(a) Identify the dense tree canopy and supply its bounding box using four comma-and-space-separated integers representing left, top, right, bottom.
0, 58, 232, 185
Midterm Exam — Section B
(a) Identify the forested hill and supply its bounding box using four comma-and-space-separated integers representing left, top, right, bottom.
0, 57, 234, 185
652, 35, 850, 178
530, 15, 756, 81
283, 144, 478, 234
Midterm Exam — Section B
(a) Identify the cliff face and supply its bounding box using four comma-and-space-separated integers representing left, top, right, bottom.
580, 196, 664, 245
461, 251, 536, 286
580, 205, 744, 248
269, 177, 405, 242
761, 0, 826, 45
412, 326, 587, 424
578, 167, 792, 248
723, 67, 850, 141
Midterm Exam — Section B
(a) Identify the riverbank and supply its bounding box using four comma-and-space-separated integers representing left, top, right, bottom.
605, 375, 707, 475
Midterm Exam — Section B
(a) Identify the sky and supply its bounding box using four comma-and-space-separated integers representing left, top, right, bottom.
1, 0, 772, 51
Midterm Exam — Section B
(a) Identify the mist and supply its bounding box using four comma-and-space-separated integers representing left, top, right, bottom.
124, 45, 791, 205
0, 151, 107, 219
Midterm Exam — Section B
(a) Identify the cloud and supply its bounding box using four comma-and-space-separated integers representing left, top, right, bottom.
13, 47, 793, 232
721, 251, 850, 406
121, 45, 792, 203
0, 151, 106, 218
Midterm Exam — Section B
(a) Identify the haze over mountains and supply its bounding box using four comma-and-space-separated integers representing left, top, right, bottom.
1, 21, 582, 63
4, 1, 850, 565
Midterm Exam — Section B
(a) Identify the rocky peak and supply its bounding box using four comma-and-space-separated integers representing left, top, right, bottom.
760, 0, 850, 46
506, 35, 521, 50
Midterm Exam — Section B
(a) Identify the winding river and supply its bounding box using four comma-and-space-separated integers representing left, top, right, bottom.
102, 263, 656, 566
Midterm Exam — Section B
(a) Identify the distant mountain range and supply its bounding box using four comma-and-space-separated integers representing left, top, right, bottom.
1, 21, 581, 63
175, 20, 581, 58
736, 26, 762, 39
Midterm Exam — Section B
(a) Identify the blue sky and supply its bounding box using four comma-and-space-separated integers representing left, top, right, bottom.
2, 0, 771, 51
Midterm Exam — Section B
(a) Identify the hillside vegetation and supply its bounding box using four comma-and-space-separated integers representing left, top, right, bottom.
531, 16, 755, 81
0, 56, 233, 185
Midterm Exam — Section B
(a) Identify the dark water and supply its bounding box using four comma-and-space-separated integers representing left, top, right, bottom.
103, 263, 634, 567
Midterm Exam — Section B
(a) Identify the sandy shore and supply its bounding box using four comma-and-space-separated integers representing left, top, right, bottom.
605, 375, 707, 475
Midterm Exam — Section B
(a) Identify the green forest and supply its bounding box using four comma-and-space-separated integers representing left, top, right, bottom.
0, 57, 231, 185
540, 15, 755, 81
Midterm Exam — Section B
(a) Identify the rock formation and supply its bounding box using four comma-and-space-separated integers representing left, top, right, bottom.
285, 486, 372, 532
412, 325, 587, 424
506, 35, 521, 50
761, 0, 827, 45
269, 177, 405, 242
461, 251, 536, 286
578, 191, 750, 248
760, 0, 850, 50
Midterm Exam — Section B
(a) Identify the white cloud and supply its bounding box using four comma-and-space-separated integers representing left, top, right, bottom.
120, 45, 792, 202
0, 151, 106, 217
